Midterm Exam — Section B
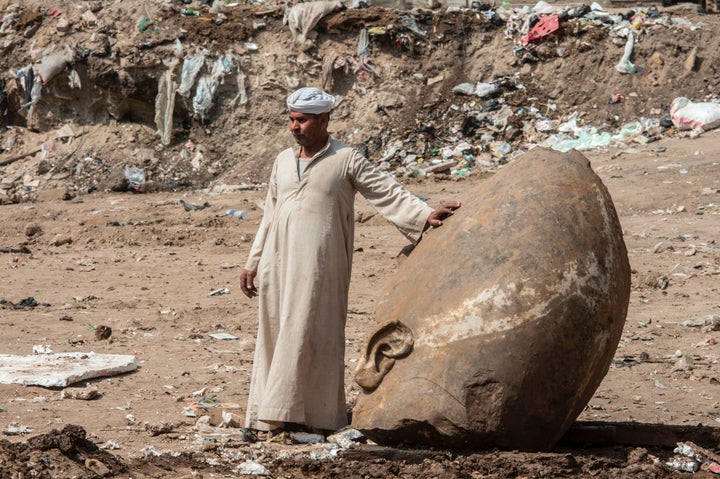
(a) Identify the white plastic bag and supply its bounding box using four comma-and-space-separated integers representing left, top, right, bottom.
177, 53, 205, 97
192, 55, 236, 120
124, 165, 145, 190
286, 1, 342, 50
34, 46, 75, 84
615, 30, 637, 74
670, 97, 720, 132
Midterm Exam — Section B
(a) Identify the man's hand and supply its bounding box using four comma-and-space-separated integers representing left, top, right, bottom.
427, 201, 461, 227
241, 269, 258, 298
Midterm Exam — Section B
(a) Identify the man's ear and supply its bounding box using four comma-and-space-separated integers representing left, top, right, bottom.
354, 320, 414, 392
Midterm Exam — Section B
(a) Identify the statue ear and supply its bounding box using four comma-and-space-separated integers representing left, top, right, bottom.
354, 320, 414, 392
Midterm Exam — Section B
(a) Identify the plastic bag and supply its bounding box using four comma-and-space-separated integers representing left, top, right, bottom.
177, 53, 205, 97
286, 1, 342, 50
615, 30, 637, 74
192, 55, 235, 120
452, 81, 499, 98
34, 46, 75, 84
124, 165, 145, 190
155, 60, 178, 146
670, 97, 720, 132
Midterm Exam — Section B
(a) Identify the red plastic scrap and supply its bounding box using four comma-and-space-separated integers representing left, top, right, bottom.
46, 8, 64, 18
522, 15, 560, 45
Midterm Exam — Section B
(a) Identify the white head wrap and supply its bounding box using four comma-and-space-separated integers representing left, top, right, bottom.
287, 87, 334, 114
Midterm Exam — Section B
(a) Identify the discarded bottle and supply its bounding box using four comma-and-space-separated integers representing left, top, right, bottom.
226, 210, 248, 220
182, 9, 200, 16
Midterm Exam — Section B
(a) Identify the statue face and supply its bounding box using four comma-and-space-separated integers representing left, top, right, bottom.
351, 149, 630, 450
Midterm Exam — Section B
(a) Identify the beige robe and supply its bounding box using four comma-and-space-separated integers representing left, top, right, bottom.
244, 137, 433, 431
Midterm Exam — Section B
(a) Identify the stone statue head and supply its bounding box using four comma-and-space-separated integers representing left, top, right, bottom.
351, 148, 630, 450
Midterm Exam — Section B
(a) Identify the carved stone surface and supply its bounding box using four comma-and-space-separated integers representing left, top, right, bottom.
352, 148, 631, 450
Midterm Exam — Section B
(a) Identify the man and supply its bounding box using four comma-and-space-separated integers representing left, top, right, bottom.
240, 87, 460, 435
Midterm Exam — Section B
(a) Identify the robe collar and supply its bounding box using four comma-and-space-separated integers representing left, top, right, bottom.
296, 136, 333, 163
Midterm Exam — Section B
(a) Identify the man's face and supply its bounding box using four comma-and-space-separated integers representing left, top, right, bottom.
289, 111, 328, 148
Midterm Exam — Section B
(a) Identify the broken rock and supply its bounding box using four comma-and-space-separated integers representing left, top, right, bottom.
61, 386, 101, 400
24, 222, 41, 237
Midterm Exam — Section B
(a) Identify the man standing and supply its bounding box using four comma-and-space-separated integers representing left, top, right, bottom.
240, 87, 460, 435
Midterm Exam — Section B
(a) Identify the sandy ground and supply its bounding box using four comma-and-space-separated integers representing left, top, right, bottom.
0, 129, 719, 477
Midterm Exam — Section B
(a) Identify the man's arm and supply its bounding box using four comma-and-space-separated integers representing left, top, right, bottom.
351, 150, 460, 241
240, 156, 280, 298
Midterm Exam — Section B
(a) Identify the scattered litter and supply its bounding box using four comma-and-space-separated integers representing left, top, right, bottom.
181, 199, 211, 211
32, 344, 53, 354
327, 427, 365, 448
666, 456, 700, 473
286, 1, 344, 51
155, 59, 179, 146
400, 13, 426, 36
653, 379, 667, 389
141, 445, 161, 457
124, 165, 146, 192
186, 397, 244, 427
193, 54, 237, 120
665, 442, 720, 474
35, 46, 75, 84
209, 332, 238, 340
226, 209, 248, 219
614, 29, 637, 74
177, 52, 206, 97
0, 297, 47, 309
682, 314, 720, 331
236, 459, 271, 476
100, 440, 121, 450
209, 287, 230, 296
522, 15, 560, 45
452, 81, 499, 98
3, 423, 32, 436
289, 431, 326, 444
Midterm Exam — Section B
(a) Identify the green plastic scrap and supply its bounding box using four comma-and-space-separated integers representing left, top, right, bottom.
138, 18, 152, 33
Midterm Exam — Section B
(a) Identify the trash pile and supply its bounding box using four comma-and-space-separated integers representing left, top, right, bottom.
372, 1, 720, 179
0, 0, 718, 202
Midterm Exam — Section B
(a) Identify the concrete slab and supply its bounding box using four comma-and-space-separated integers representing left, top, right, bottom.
0, 352, 138, 388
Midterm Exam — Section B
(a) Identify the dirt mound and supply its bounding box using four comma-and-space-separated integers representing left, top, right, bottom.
0, 425, 127, 477
1, 0, 718, 202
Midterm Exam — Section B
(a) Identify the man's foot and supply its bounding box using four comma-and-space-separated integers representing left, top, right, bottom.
244, 422, 333, 444
241, 427, 279, 443
241, 427, 259, 443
